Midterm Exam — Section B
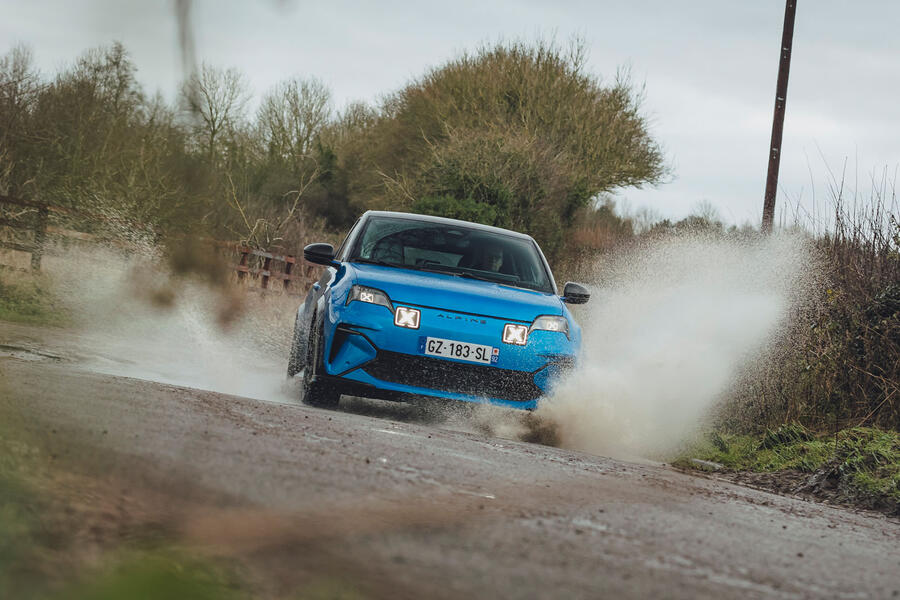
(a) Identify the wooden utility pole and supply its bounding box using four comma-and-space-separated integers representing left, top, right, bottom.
761, 0, 798, 234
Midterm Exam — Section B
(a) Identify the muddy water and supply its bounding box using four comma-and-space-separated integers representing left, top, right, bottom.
537, 234, 815, 457
38, 245, 298, 404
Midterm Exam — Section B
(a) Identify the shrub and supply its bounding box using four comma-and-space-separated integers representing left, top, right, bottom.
727, 178, 900, 432
359, 39, 667, 258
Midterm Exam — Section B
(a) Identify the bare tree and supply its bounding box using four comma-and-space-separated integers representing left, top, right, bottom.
71, 42, 142, 118
0, 43, 40, 190
257, 77, 331, 174
182, 62, 249, 163
225, 158, 321, 250
630, 205, 664, 234
0, 44, 38, 119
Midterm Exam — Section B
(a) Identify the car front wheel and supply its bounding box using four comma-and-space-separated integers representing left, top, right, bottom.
301, 313, 341, 408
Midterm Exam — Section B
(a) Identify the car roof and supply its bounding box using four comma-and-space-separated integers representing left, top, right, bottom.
362, 211, 534, 240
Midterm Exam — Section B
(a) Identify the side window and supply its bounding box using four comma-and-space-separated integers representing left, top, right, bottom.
335, 218, 361, 260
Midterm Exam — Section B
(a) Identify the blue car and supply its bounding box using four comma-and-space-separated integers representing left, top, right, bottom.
287, 211, 590, 410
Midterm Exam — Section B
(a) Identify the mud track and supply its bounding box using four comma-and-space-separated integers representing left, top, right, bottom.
1, 321, 898, 599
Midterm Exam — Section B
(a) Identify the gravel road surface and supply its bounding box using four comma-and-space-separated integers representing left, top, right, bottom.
1, 321, 898, 599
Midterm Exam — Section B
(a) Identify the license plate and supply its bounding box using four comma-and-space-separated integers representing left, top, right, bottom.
420, 337, 497, 364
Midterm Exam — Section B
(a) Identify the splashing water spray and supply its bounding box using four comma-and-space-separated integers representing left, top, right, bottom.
531, 233, 813, 459
43, 243, 297, 404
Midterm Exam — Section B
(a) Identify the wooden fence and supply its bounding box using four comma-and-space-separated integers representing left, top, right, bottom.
0, 195, 52, 270
234, 246, 318, 294
1, 194, 317, 294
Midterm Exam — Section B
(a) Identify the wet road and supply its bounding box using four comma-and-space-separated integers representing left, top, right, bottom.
1, 321, 898, 599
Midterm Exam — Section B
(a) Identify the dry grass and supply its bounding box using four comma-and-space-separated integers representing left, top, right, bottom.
730, 170, 899, 431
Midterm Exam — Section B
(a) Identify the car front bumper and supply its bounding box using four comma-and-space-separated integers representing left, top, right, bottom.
318, 300, 577, 410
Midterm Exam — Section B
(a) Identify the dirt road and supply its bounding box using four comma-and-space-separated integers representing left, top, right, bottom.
1, 320, 898, 599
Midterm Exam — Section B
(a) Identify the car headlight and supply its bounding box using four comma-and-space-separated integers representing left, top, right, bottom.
394, 306, 420, 329
347, 285, 393, 311
502, 323, 528, 345
530, 315, 569, 338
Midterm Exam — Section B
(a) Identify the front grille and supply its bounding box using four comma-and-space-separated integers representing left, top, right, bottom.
363, 350, 542, 402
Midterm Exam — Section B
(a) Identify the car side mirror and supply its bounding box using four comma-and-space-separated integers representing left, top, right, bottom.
562, 282, 590, 304
304, 243, 339, 267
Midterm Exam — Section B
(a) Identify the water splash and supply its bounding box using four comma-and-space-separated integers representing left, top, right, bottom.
535, 233, 814, 458
43, 244, 299, 404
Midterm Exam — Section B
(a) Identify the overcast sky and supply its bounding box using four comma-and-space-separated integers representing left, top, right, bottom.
2, 0, 898, 226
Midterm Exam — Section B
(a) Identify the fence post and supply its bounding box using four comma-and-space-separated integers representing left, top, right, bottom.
229, 247, 312, 294
30, 206, 49, 271
261, 255, 271, 289
237, 249, 248, 280
283, 256, 294, 292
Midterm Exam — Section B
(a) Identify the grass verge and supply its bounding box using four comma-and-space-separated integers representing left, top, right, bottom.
674, 425, 900, 516
0, 414, 370, 599
0, 273, 69, 327
0, 423, 244, 600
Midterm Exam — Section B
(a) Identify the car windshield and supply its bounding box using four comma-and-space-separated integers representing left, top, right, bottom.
349, 216, 554, 293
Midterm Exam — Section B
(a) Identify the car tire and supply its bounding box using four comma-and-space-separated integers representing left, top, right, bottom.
301, 312, 341, 408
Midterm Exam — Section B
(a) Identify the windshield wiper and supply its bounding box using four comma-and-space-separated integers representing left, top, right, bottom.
410, 263, 461, 276
350, 257, 399, 268
414, 265, 507, 284
409, 264, 479, 279
438, 268, 537, 290
452, 271, 502, 283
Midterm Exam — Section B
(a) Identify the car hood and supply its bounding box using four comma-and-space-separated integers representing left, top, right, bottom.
348, 263, 563, 322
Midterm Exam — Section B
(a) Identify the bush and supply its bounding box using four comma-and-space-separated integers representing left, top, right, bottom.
727, 181, 900, 432
412, 194, 502, 225
359, 39, 667, 258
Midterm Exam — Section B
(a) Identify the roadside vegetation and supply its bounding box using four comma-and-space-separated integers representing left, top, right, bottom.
0, 417, 368, 600
672, 181, 899, 512
0, 272, 68, 326
674, 424, 900, 516
732, 181, 900, 433
0, 418, 243, 600
0, 39, 664, 260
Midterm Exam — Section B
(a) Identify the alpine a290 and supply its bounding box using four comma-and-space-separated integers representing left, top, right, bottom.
287, 211, 589, 410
